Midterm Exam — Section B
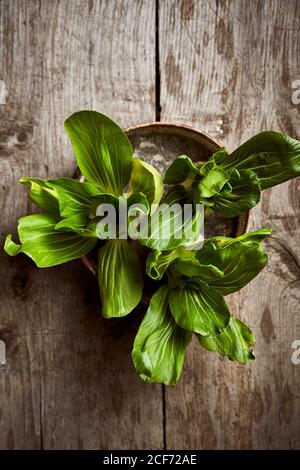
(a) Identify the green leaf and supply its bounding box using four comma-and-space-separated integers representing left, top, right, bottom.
139, 186, 203, 250
146, 249, 177, 280
20, 177, 59, 213
64, 110, 133, 195
55, 214, 99, 237
132, 286, 192, 385
169, 257, 224, 284
126, 192, 150, 239
45, 179, 121, 239
163, 155, 199, 184
46, 177, 101, 218
162, 184, 190, 205
237, 228, 273, 242
195, 237, 268, 295
97, 239, 143, 318
199, 148, 228, 174
193, 166, 229, 199
198, 317, 255, 363
204, 228, 272, 246
204, 169, 261, 217
146, 246, 195, 280
4, 234, 23, 256
92, 193, 121, 211
127, 192, 149, 215
129, 158, 163, 205
4, 214, 97, 267
169, 285, 230, 336
213, 131, 300, 190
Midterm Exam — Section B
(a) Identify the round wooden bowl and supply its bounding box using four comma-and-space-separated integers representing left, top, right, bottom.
78, 122, 250, 277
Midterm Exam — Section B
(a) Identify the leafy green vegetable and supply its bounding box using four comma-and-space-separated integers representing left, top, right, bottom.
129, 157, 163, 206
161, 184, 190, 205
126, 192, 149, 216
237, 228, 272, 242
97, 239, 143, 318
139, 186, 203, 250
139, 228, 271, 382
5, 110, 300, 386
64, 110, 133, 195
169, 285, 230, 335
20, 178, 59, 213
200, 148, 228, 170
199, 169, 261, 217
213, 131, 300, 190
169, 257, 224, 283
163, 155, 199, 184
54, 214, 100, 237
42, 180, 120, 237
146, 249, 178, 280
46, 178, 101, 218
195, 237, 269, 295
132, 286, 192, 385
193, 166, 229, 199
4, 214, 97, 267
126, 193, 150, 240
203, 228, 272, 246
198, 317, 255, 363
146, 246, 195, 280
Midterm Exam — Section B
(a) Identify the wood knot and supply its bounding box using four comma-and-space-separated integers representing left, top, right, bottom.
11, 272, 30, 297
260, 306, 276, 343
0, 119, 34, 156
181, 0, 194, 20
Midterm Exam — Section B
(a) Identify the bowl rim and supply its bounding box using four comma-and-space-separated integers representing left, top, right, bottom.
79, 121, 251, 277
125, 120, 222, 148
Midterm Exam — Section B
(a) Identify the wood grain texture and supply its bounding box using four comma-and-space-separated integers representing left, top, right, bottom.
160, 0, 300, 449
1, 0, 300, 451
0, 0, 162, 449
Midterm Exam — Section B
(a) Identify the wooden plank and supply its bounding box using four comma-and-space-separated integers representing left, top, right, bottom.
0, 0, 162, 449
160, 0, 300, 449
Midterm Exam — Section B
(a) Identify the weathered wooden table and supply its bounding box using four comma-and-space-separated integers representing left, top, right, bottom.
0, 0, 300, 450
